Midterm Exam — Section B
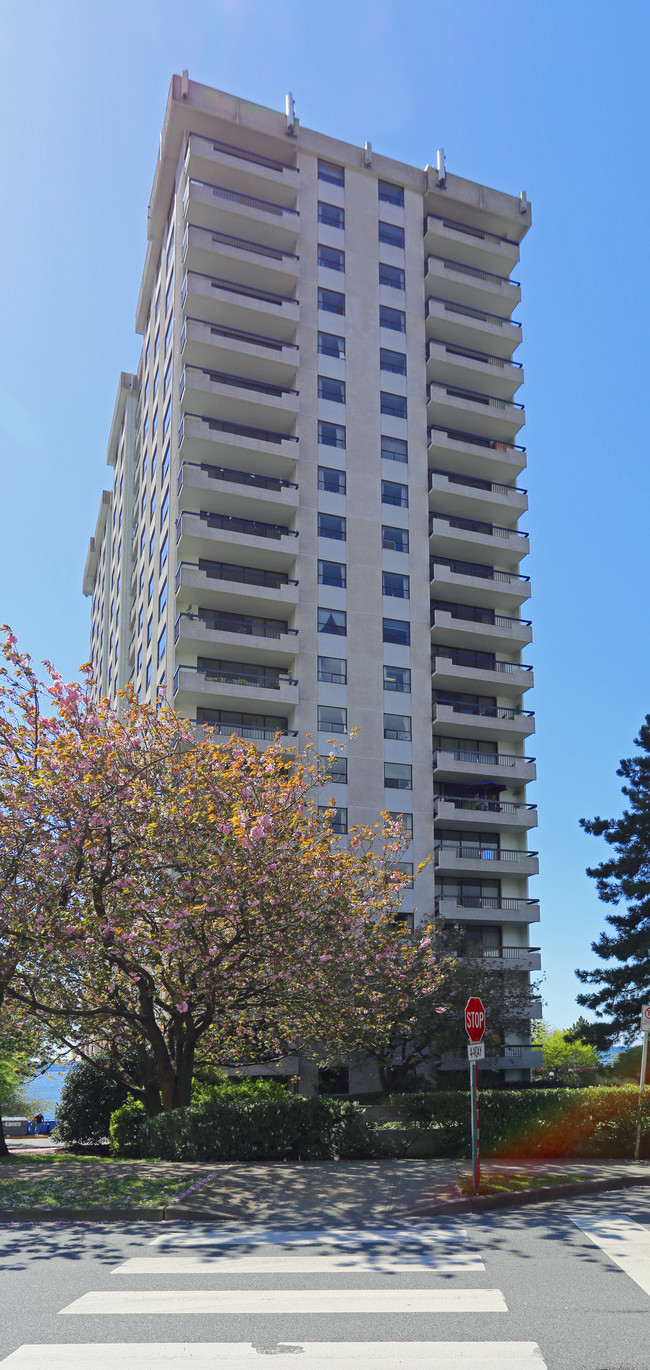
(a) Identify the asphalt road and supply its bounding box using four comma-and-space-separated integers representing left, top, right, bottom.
2, 1189, 650, 1368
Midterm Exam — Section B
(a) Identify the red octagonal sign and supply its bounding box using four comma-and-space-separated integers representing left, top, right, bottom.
465, 997, 485, 1043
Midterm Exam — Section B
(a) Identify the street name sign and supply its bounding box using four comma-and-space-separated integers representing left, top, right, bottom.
465, 997, 486, 1043
467, 1042, 485, 1061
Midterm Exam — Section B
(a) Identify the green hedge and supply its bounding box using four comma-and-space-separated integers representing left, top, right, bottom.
390, 1086, 650, 1158
110, 1088, 374, 1161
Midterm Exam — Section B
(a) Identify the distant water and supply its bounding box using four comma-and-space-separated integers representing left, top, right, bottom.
22, 1062, 72, 1114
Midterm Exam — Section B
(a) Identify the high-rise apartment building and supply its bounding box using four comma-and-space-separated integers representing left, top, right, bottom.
83, 74, 541, 1083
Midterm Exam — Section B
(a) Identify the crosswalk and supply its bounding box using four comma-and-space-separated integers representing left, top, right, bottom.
0, 1219, 549, 1369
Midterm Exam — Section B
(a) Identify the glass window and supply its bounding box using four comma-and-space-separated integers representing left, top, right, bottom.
319, 805, 348, 834
139, 567, 145, 593
160, 486, 170, 526
318, 201, 345, 229
165, 315, 173, 354
381, 391, 407, 420
378, 181, 404, 207
318, 243, 345, 272
382, 525, 409, 553
321, 754, 348, 782
149, 530, 155, 561
318, 419, 346, 448
318, 559, 346, 588
382, 479, 408, 507
379, 221, 405, 249
152, 408, 158, 437
383, 570, 410, 599
160, 531, 168, 571
153, 366, 159, 394
157, 625, 166, 666
164, 357, 172, 395
142, 413, 148, 440
151, 449, 157, 478
318, 375, 345, 403
384, 713, 412, 741
146, 658, 152, 688
150, 490, 156, 518
380, 304, 406, 332
380, 347, 406, 376
147, 616, 153, 645
144, 377, 149, 405
389, 810, 413, 835
379, 262, 405, 290
318, 286, 345, 315
318, 466, 346, 494
383, 618, 411, 646
318, 704, 347, 733
138, 606, 143, 633
318, 655, 347, 683
137, 646, 142, 673
381, 435, 408, 463
163, 401, 171, 438
393, 861, 414, 887
319, 511, 346, 540
165, 273, 174, 314
158, 580, 167, 616
161, 442, 170, 482
384, 762, 412, 790
318, 159, 345, 187
318, 607, 347, 636
318, 331, 345, 358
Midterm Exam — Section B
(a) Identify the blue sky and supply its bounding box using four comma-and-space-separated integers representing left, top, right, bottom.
1, 0, 648, 1032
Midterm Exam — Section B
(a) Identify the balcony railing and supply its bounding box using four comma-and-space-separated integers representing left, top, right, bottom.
184, 224, 299, 266
174, 664, 297, 694
430, 513, 528, 541
428, 384, 524, 413
189, 510, 297, 542
428, 340, 523, 371
184, 176, 299, 219
433, 748, 535, 768
481, 945, 541, 959
426, 253, 520, 288
176, 560, 298, 592
179, 460, 298, 495
434, 796, 537, 816
430, 467, 527, 498
427, 295, 522, 330
181, 412, 298, 446
435, 897, 540, 913
429, 424, 525, 454
431, 605, 532, 630
433, 701, 534, 722
434, 845, 538, 864
425, 214, 517, 248
431, 557, 530, 587
192, 720, 298, 741
432, 651, 533, 676
190, 131, 298, 175
182, 365, 299, 399
174, 611, 297, 644
183, 267, 297, 309
183, 316, 299, 353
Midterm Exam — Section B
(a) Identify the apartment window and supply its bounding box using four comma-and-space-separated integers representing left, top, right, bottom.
154, 289, 161, 318
151, 449, 157, 478
147, 571, 154, 603
380, 347, 406, 376
165, 315, 173, 354
318, 159, 344, 187
381, 435, 408, 463
162, 442, 170, 482
319, 512, 346, 541
381, 391, 407, 420
149, 530, 155, 561
150, 490, 156, 519
142, 413, 148, 441
389, 810, 413, 836
142, 451, 148, 480
139, 567, 145, 594
379, 262, 405, 291
164, 357, 172, 395
318, 331, 345, 359
383, 618, 411, 646
318, 286, 345, 316
318, 243, 345, 273
157, 625, 167, 667
384, 664, 410, 692
383, 524, 410, 553
384, 762, 412, 790
318, 655, 347, 684
318, 704, 347, 734
318, 466, 346, 494
321, 754, 348, 782
382, 479, 408, 508
153, 366, 159, 395
393, 861, 414, 888
318, 201, 345, 229
147, 616, 153, 646
165, 273, 174, 314
138, 606, 143, 634
378, 180, 404, 207
319, 805, 348, 834
163, 401, 171, 438
161, 486, 170, 526
318, 375, 345, 404
318, 607, 347, 636
380, 304, 406, 332
160, 531, 168, 571
154, 326, 160, 353
383, 570, 410, 599
144, 377, 149, 406
146, 659, 152, 688
139, 527, 146, 557
144, 338, 150, 368
379, 221, 405, 249
158, 580, 167, 616
384, 712, 412, 741
318, 420, 346, 449
318, 559, 346, 589
137, 646, 142, 673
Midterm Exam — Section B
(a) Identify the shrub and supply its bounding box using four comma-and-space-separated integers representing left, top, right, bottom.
109, 1100, 147, 1157
54, 1060, 129, 1146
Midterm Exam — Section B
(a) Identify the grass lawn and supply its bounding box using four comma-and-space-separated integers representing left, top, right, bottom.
0, 1155, 213, 1209
457, 1169, 584, 1197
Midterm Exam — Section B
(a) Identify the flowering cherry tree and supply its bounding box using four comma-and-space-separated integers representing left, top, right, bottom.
0, 630, 441, 1116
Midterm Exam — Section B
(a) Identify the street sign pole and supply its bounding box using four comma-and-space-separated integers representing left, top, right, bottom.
470, 1057, 480, 1189
465, 997, 485, 1192
634, 1006, 650, 1160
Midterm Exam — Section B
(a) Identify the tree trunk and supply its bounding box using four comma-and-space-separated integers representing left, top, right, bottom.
0, 1111, 10, 1158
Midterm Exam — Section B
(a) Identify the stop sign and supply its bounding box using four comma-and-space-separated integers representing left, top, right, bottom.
465, 997, 485, 1043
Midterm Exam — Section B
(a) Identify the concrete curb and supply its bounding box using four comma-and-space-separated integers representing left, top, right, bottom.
0, 1206, 166, 1223
411, 1174, 650, 1217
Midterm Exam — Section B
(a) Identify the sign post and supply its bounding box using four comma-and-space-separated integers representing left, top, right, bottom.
465, 997, 485, 1191
634, 1006, 650, 1161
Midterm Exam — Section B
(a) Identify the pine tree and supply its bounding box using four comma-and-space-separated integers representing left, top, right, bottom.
575, 716, 650, 1047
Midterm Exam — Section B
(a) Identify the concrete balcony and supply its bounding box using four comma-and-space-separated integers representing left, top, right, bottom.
430, 606, 533, 653
429, 468, 528, 522
178, 460, 299, 523
428, 424, 526, 483
426, 339, 523, 402
423, 214, 520, 277
183, 177, 299, 252
432, 651, 534, 698
182, 269, 299, 342
183, 223, 300, 293
424, 254, 521, 319
432, 748, 536, 785
430, 514, 529, 569
179, 412, 298, 479
426, 296, 522, 362
432, 701, 535, 744
174, 611, 298, 668
192, 719, 298, 751
433, 796, 538, 832
427, 383, 525, 444
175, 559, 299, 618
173, 663, 298, 715
478, 946, 542, 971
182, 317, 299, 387
434, 846, 539, 879
430, 559, 531, 610
436, 898, 541, 929
185, 132, 299, 206
177, 510, 298, 571
180, 364, 298, 433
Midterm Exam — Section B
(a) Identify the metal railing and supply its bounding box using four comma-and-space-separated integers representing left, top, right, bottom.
435, 896, 539, 912
425, 213, 516, 248
176, 560, 298, 591
194, 510, 297, 541
429, 467, 526, 497
182, 364, 298, 399
183, 316, 299, 352
185, 223, 299, 264
174, 611, 297, 643
174, 664, 297, 692
185, 176, 299, 218
428, 424, 525, 454
182, 411, 298, 445
426, 253, 520, 288
430, 558, 530, 585
189, 131, 297, 175
432, 651, 533, 675
482, 946, 541, 959
430, 512, 528, 540
432, 701, 534, 722
431, 605, 532, 629
183, 267, 297, 309
434, 845, 538, 864
426, 295, 522, 329
433, 748, 535, 767
428, 383, 524, 412
428, 339, 523, 370
191, 718, 298, 741
434, 796, 537, 816
179, 460, 297, 494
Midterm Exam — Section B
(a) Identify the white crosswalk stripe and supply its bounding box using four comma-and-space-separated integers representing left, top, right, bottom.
149, 1224, 471, 1246
571, 1212, 650, 1296
60, 1287, 509, 1314
115, 1251, 486, 1273
0, 1341, 548, 1368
